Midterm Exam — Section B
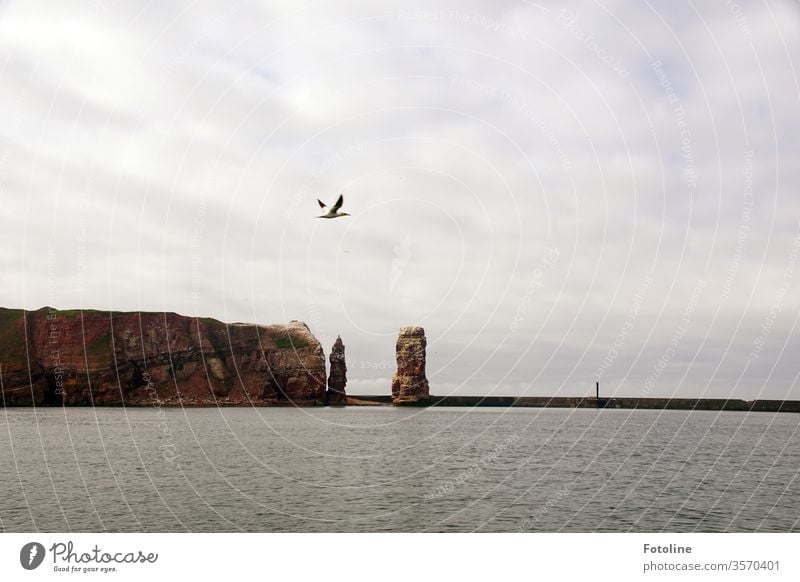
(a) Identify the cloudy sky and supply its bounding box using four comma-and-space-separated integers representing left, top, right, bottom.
1, 0, 798, 399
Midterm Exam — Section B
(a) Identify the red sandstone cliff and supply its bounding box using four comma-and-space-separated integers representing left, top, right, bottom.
0, 307, 326, 406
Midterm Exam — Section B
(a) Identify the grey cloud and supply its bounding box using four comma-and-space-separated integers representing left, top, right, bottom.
0, 0, 798, 398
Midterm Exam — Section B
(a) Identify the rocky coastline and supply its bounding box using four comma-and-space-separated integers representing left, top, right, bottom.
1, 307, 798, 413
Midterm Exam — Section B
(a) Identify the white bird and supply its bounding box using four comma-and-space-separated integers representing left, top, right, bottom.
316, 194, 350, 219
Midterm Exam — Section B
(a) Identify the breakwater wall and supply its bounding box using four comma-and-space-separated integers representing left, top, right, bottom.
349, 395, 800, 413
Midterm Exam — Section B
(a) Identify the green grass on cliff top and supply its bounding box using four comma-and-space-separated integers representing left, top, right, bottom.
198, 316, 310, 350
51, 308, 103, 319
271, 333, 309, 349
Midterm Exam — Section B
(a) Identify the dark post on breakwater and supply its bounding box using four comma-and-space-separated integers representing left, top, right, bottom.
594, 381, 607, 408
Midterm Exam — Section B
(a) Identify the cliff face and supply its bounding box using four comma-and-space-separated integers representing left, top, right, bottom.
391, 326, 430, 404
0, 307, 326, 406
326, 335, 347, 405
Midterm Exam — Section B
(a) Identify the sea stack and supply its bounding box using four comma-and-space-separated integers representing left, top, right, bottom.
391, 326, 430, 405
326, 335, 347, 405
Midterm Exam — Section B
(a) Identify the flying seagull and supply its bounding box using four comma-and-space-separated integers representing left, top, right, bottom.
316, 194, 350, 219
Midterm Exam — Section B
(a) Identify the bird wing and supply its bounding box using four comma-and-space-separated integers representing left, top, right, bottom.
317, 199, 327, 209
331, 194, 344, 212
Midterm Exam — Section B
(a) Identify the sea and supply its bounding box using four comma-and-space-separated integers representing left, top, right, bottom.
1, 406, 798, 532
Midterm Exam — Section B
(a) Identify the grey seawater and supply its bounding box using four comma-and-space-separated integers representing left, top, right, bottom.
0, 406, 798, 532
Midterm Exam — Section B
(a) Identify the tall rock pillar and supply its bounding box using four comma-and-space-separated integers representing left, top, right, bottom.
391, 326, 430, 404
326, 335, 347, 405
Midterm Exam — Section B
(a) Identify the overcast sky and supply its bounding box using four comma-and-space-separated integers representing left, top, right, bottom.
1, 0, 799, 399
